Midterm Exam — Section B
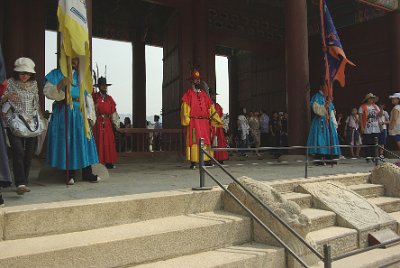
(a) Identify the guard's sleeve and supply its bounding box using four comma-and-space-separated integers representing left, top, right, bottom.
210, 105, 223, 127
181, 102, 191, 126
85, 94, 96, 126
43, 81, 65, 101
312, 101, 327, 117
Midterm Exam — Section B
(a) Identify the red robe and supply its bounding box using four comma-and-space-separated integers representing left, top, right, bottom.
211, 103, 228, 161
181, 88, 222, 162
93, 92, 118, 164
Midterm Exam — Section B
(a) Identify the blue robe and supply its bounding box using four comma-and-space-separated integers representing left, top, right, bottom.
307, 91, 341, 156
44, 69, 99, 170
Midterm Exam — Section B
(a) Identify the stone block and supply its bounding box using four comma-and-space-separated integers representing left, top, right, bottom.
371, 163, 400, 197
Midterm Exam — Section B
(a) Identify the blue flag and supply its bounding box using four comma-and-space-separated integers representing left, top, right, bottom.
320, 0, 355, 101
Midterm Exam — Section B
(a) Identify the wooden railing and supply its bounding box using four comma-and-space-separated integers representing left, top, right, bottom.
115, 128, 184, 155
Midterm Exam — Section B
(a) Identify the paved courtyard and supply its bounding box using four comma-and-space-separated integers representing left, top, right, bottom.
1, 153, 392, 207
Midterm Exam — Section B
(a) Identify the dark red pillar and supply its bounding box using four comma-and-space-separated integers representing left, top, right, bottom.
228, 54, 239, 138
132, 41, 147, 128
392, 11, 400, 92
285, 0, 310, 147
3, 0, 45, 110
192, 0, 210, 82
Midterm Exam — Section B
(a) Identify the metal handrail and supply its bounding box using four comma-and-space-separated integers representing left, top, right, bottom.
196, 137, 400, 268
201, 167, 310, 268
201, 149, 324, 260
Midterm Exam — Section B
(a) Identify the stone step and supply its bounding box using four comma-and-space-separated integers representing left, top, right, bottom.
0, 189, 223, 240
0, 211, 251, 268
306, 226, 358, 257
389, 211, 400, 234
368, 196, 400, 213
281, 192, 312, 209
131, 243, 285, 268
310, 243, 400, 268
269, 173, 369, 192
301, 208, 336, 232
348, 183, 384, 198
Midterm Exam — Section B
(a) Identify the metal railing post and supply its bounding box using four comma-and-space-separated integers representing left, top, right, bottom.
193, 138, 212, 191
374, 136, 379, 166
323, 244, 332, 268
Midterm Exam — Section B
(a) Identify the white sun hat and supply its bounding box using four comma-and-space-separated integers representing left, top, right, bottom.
14, 57, 36, 73
389, 93, 400, 99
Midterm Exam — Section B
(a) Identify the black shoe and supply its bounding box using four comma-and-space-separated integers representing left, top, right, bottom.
0, 194, 4, 206
204, 161, 214, 167
105, 164, 115, 169
218, 161, 224, 165
82, 174, 101, 183
190, 163, 196, 170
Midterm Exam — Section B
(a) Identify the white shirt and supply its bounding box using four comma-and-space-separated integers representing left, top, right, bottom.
358, 104, 381, 134
390, 105, 400, 136
379, 110, 389, 130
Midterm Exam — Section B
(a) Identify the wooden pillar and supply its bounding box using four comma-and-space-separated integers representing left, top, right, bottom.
392, 11, 400, 92
285, 0, 310, 147
228, 54, 239, 138
192, 0, 209, 81
3, 0, 45, 110
132, 41, 146, 128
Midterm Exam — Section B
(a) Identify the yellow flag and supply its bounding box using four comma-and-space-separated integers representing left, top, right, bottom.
57, 0, 93, 139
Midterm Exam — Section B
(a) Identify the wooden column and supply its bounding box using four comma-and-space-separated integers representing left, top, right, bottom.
228, 54, 239, 138
392, 11, 400, 92
192, 0, 209, 81
3, 0, 45, 110
285, 0, 310, 147
132, 41, 147, 128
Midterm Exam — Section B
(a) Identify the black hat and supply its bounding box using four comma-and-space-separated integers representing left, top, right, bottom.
95, 76, 112, 87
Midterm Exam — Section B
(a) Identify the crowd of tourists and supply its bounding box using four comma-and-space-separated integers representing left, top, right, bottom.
307, 89, 400, 166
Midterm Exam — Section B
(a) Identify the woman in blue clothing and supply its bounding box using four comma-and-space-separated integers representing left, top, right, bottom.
307, 89, 341, 162
43, 57, 99, 185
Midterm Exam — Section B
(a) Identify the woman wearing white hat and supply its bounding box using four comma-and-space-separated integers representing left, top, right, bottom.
389, 93, 400, 165
1, 57, 40, 195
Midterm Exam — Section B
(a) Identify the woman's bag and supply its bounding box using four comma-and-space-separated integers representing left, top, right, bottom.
9, 110, 47, 138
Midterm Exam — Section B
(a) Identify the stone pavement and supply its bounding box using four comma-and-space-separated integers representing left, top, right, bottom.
1, 153, 391, 207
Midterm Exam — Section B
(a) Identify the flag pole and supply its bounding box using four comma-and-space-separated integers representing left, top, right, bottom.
320, 0, 334, 158
65, 56, 71, 185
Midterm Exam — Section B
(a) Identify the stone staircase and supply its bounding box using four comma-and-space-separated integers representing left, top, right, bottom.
0, 189, 285, 268
271, 172, 400, 267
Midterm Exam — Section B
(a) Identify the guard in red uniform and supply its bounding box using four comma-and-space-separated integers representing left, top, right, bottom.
181, 69, 222, 169
210, 92, 228, 164
93, 77, 119, 169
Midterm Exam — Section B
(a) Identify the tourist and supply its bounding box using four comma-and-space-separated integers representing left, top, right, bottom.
44, 57, 100, 185
181, 69, 222, 169
358, 93, 382, 162
269, 111, 282, 158
378, 102, 390, 160
237, 107, 250, 157
389, 93, 400, 166
259, 110, 270, 147
210, 92, 228, 164
93, 77, 119, 169
344, 108, 362, 158
307, 88, 341, 163
153, 115, 162, 151
2, 57, 41, 195
0, 45, 11, 203
280, 111, 288, 153
248, 111, 261, 156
